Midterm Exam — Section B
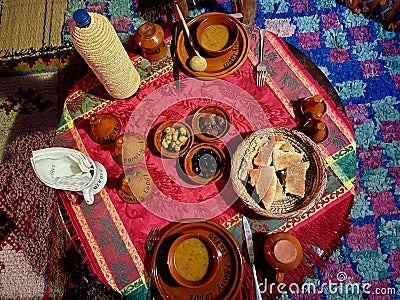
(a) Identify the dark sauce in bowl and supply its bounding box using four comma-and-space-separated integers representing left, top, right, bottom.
192, 148, 220, 178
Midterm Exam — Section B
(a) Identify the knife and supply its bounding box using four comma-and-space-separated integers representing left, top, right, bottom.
242, 216, 262, 300
171, 24, 180, 89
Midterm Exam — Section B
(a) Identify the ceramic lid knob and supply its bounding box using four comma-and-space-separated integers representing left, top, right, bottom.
88, 113, 121, 144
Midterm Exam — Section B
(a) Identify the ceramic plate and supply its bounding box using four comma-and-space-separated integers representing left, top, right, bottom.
176, 12, 250, 79
151, 220, 243, 300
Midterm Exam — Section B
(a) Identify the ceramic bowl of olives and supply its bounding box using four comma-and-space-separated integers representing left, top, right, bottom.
191, 105, 231, 142
154, 120, 194, 158
183, 143, 225, 185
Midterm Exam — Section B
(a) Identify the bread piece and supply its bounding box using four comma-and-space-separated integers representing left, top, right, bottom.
274, 176, 285, 199
253, 139, 276, 167
249, 168, 260, 186
255, 166, 275, 200
272, 149, 303, 171
285, 161, 310, 197
261, 171, 278, 210
279, 139, 295, 152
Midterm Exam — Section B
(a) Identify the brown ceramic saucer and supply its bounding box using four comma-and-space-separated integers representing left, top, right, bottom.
151, 220, 243, 300
176, 12, 250, 79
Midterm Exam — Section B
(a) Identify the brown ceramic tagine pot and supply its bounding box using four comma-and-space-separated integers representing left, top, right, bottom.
134, 22, 167, 61
87, 113, 121, 144
117, 167, 154, 204
111, 133, 146, 166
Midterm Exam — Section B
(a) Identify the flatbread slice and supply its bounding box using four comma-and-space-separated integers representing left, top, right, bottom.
253, 139, 276, 167
272, 149, 303, 171
285, 161, 310, 197
255, 166, 275, 200
261, 171, 278, 210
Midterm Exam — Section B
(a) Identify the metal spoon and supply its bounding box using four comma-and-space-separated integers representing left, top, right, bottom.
175, 5, 207, 72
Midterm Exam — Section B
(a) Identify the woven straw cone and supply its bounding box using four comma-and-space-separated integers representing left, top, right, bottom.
71, 13, 140, 99
231, 127, 327, 219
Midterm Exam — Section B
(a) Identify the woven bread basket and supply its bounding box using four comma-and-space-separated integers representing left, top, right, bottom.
231, 127, 327, 219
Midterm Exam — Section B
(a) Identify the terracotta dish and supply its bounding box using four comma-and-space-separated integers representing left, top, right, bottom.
300, 94, 327, 120
167, 233, 219, 288
183, 143, 225, 185
87, 113, 121, 144
264, 232, 303, 283
231, 127, 327, 219
196, 14, 239, 57
111, 133, 146, 166
176, 12, 249, 79
153, 120, 194, 158
303, 120, 329, 143
151, 220, 243, 300
192, 104, 231, 142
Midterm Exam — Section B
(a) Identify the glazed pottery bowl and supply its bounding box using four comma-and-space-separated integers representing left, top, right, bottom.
191, 104, 231, 142
154, 120, 194, 158
196, 14, 239, 57
168, 233, 219, 288
183, 143, 225, 185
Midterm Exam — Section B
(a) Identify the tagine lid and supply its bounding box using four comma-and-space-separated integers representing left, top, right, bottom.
117, 167, 154, 204
88, 113, 121, 144
111, 133, 146, 166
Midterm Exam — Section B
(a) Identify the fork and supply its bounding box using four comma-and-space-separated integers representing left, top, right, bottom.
146, 227, 161, 300
256, 28, 267, 86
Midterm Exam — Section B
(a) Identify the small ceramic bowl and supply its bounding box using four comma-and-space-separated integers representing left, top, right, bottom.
192, 105, 231, 142
168, 233, 219, 288
196, 14, 239, 57
154, 120, 194, 158
183, 143, 225, 185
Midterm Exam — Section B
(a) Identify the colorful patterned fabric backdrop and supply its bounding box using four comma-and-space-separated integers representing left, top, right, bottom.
61, 0, 400, 299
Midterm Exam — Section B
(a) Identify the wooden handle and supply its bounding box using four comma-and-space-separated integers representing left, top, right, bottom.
175, 5, 200, 57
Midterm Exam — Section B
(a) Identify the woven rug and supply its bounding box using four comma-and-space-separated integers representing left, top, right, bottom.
0, 0, 398, 299
0, 52, 87, 299
60, 0, 400, 299
0, 0, 70, 59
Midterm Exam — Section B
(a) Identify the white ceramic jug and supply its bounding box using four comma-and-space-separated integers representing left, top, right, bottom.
30, 147, 107, 205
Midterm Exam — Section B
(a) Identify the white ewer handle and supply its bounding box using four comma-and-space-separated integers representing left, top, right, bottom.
83, 188, 95, 205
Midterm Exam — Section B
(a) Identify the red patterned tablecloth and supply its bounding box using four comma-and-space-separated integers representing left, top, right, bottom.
54, 27, 356, 299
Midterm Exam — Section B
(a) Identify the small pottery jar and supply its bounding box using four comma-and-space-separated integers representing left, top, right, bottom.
111, 133, 146, 166
88, 113, 121, 144
264, 232, 303, 283
300, 94, 327, 120
303, 119, 329, 143
134, 22, 167, 61
117, 167, 154, 204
